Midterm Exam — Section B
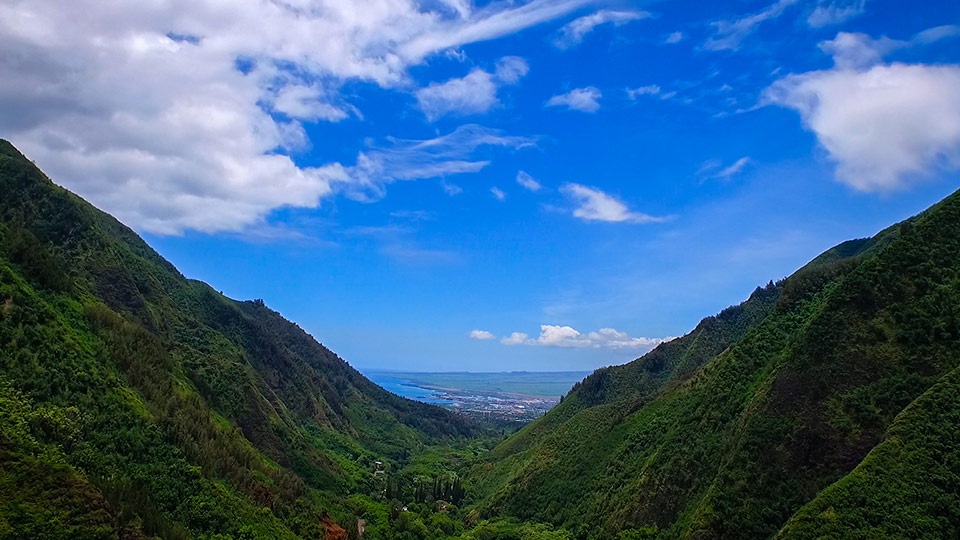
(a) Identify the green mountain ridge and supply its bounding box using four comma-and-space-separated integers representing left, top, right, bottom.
4, 137, 960, 540
0, 140, 481, 538
467, 188, 960, 538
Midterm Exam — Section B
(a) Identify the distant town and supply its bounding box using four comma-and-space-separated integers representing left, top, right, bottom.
426, 387, 559, 422
364, 370, 589, 422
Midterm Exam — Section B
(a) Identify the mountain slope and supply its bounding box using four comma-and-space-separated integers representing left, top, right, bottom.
777, 362, 960, 539
471, 188, 960, 538
0, 140, 477, 538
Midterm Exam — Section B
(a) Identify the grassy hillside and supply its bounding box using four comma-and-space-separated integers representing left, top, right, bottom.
0, 140, 481, 538
470, 188, 960, 539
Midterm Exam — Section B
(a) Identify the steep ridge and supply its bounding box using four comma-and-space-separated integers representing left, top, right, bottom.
471, 189, 960, 538
0, 140, 476, 537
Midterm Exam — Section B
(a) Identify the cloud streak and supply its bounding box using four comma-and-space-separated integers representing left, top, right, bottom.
339, 125, 536, 202
701, 157, 752, 180
704, 0, 800, 51
553, 10, 649, 49
807, 0, 866, 28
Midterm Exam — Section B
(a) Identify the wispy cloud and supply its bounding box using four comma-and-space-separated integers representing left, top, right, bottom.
704, 0, 800, 51
701, 157, 752, 180
764, 28, 960, 191
381, 244, 461, 265
494, 56, 530, 84
416, 56, 529, 121
390, 210, 436, 222
626, 85, 662, 99
342, 125, 536, 201
664, 31, 685, 44
561, 183, 666, 224
553, 10, 650, 49
516, 171, 542, 192
818, 26, 960, 70
442, 181, 464, 196
490, 186, 507, 201
546, 87, 602, 112
500, 325, 675, 349
807, 0, 866, 28
399, 0, 594, 60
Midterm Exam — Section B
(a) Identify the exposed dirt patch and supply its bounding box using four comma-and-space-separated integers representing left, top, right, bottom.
322, 517, 348, 540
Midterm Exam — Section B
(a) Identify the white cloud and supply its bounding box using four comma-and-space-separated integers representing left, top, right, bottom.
546, 87, 602, 113
469, 329, 496, 340
416, 56, 529, 121
766, 63, 960, 191
271, 84, 352, 122
664, 31, 685, 44
501, 332, 530, 345
626, 85, 661, 99
500, 325, 674, 349
0, 0, 585, 235
704, 0, 799, 51
560, 183, 665, 224
416, 69, 499, 121
807, 0, 866, 28
490, 187, 507, 201
553, 10, 650, 49
516, 170, 542, 192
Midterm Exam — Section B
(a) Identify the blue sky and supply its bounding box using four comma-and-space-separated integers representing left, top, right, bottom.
2, 0, 959, 371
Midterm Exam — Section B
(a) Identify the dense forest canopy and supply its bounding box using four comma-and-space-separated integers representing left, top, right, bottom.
3, 138, 960, 539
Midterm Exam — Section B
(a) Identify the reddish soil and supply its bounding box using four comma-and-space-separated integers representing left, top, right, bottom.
321, 517, 348, 540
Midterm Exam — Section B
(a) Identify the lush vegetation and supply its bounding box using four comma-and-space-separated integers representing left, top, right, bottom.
5, 136, 960, 539
0, 140, 491, 538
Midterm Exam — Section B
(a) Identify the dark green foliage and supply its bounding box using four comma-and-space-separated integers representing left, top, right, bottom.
454, 518, 572, 539
0, 139, 482, 538
777, 364, 960, 539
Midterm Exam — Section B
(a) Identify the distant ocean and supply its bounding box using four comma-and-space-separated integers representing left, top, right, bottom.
366, 373, 456, 405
